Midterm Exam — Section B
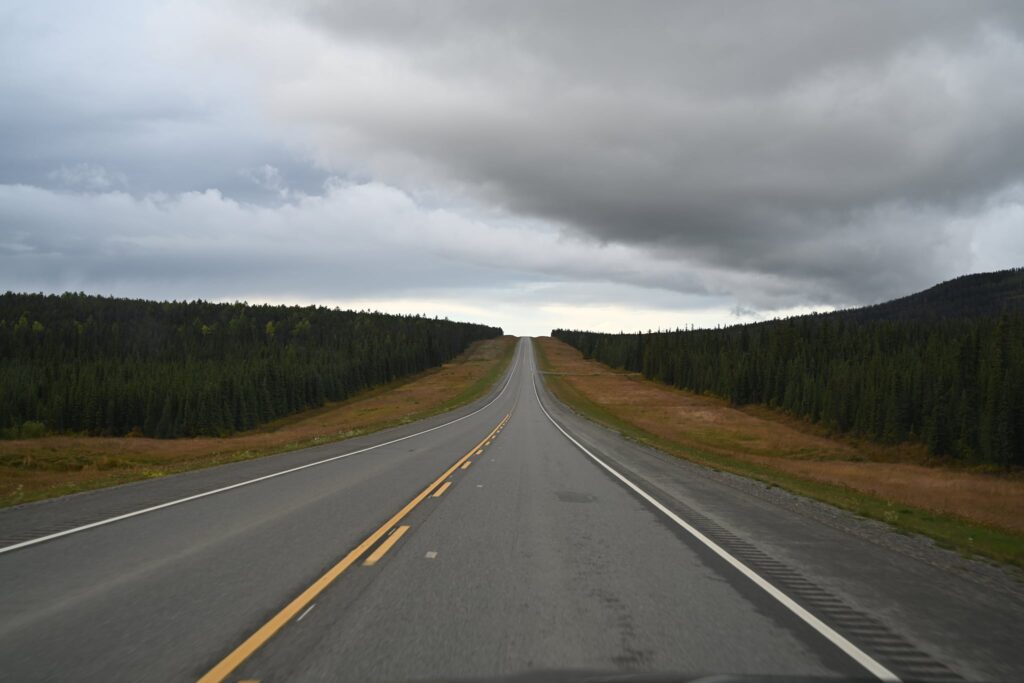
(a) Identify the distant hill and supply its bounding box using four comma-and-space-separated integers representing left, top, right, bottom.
834, 267, 1024, 323
553, 267, 1024, 467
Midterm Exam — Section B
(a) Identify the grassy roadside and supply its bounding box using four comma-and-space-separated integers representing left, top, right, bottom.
533, 337, 1024, 570
0, 336, 518, 508
432, 336, 517, 415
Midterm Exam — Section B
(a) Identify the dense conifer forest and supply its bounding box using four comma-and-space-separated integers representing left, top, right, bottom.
0, 293, 502, 439
553, 269, 1024, 467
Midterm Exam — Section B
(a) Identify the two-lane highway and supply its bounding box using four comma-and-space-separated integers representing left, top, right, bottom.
223, 340, 877, 682
2, 339, 1023, 681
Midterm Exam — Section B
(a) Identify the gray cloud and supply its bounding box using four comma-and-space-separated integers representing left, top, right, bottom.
47, 164, 127, 192
1, 0, 1023, 331
237, 1, 1024, 305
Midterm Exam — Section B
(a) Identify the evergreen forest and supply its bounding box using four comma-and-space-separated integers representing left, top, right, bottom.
0, 292, 502, 439
553, 269, 1024, 467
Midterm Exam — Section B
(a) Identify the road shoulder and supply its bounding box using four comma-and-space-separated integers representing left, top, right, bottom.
533, 337, 1024, 681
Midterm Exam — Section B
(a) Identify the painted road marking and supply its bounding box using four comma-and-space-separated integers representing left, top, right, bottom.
364, 526, 410, 566
432, 481, 452, 498
198, 412, 511, 683
530, 355, 900, 683
295, 604, 316, 622
425, 551, 438, 559
461, 461, 472, 470
475, 449, 483, 455
0, 344, 524, 556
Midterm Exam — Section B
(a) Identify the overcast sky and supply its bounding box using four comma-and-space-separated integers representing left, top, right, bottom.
2, 1, 1023, 335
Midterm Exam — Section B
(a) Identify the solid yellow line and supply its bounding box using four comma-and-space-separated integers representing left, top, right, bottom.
363, 525, 409, 566
432, 481, 452, 498
197, 413, 510, 683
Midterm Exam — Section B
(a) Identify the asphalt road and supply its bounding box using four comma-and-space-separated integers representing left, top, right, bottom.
1, 338, 1022, 682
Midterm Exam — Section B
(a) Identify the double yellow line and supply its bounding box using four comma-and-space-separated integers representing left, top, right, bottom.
199, 413, 511, 683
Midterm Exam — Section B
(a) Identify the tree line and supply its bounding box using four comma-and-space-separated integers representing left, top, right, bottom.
553, 310, 1024, 468
0, 292, 502, 439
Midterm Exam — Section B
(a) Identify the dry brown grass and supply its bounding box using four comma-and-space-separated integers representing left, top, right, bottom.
537, 336, 1024, 535
0, 336, 517, 507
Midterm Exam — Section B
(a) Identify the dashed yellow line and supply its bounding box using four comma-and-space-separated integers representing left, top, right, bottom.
363, 526, 409, 566
197, 412, 510, 683
460, 461, 472, 470
432, 481, 452, 498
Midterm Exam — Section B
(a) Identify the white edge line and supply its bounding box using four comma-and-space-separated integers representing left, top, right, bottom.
0, 341, 524, 556
528, 346, 900, 683
295, 603, 316, 622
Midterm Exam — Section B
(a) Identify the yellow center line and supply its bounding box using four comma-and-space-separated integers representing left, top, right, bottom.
363, 525, 410, 566
432, 481, 452, 498
198, 412, 510, 683
460, 461, 472, 470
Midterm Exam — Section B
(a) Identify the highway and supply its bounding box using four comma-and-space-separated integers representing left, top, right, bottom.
1, 338, 1022, 682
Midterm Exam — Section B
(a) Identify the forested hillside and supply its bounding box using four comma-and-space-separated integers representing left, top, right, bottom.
553, 268, 1024, 467
836, 268, 1024, 322
0, 293, 502, 439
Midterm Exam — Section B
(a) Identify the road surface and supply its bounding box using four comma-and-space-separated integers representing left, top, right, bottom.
1, 339, 1022, 682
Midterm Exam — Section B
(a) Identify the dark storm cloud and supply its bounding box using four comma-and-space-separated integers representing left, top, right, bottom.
259, 0, 1024, 305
